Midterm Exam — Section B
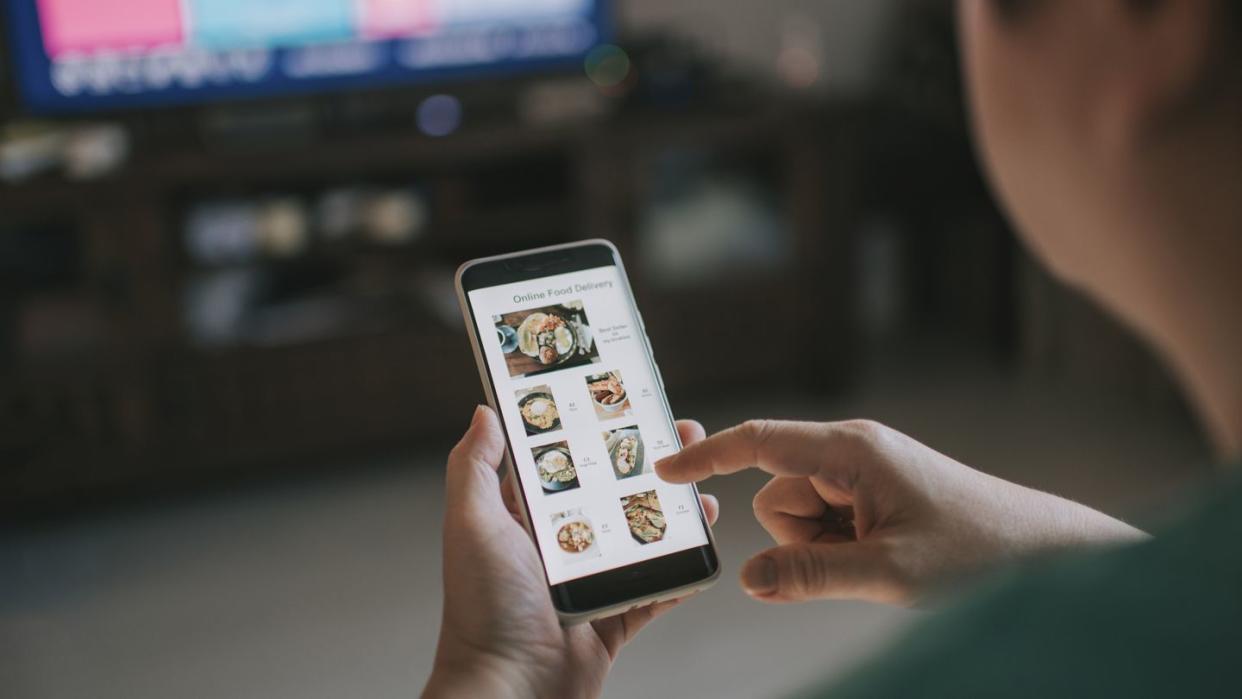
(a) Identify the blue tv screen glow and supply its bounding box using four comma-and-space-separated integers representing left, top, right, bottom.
5, 0, 611, 114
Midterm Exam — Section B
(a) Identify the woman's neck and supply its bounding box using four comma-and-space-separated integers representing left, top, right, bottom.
1124, 115, 1242, 462
1152, 234, 1242, 462
1170, 323, 1242, 462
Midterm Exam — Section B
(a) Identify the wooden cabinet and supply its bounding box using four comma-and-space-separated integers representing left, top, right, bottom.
1, 104, 859, 511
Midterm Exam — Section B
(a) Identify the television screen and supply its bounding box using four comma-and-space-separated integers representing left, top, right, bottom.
4, 0, 610, 114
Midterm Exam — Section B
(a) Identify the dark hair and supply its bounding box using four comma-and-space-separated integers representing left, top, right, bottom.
1229, 3, 1242, 60
993, 0, 1241, 66
990, 0, 1044, 22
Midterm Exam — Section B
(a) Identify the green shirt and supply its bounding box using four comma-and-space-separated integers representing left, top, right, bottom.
817, 471, 1242, 698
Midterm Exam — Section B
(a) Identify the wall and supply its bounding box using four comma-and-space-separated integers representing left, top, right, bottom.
619, 0, 902, 92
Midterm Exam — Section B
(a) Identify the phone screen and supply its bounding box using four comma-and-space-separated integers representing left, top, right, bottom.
466, 263, 710, 585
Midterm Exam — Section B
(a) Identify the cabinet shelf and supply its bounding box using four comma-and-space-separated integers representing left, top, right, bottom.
1, 101, 861, 513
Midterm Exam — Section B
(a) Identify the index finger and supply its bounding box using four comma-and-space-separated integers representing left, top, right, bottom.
654, 419, 861, 484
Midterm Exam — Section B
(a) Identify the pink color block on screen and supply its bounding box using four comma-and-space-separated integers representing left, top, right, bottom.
357, 0, 437, 39
37, 0, 183, 57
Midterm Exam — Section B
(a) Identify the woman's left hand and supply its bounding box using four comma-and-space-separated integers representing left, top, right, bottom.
422, 406, 719, 698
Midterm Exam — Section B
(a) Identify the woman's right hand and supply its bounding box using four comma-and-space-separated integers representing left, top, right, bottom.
655, 419, 1147, 606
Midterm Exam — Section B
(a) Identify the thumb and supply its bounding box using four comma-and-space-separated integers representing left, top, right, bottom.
445, 405, 508, 518
739, 541, 907, 605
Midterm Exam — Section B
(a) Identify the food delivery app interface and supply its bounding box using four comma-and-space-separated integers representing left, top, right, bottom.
469, 265, 709, 584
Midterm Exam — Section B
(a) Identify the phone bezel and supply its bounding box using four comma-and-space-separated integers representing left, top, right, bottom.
455, 239, 720, 623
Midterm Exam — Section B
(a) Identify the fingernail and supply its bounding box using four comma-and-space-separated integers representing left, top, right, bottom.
741, 556, 777, 596
470, 405, 486, 427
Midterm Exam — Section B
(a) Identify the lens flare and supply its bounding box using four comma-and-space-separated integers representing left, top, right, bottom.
584, 44, 631, 88
416, 94, 462, 137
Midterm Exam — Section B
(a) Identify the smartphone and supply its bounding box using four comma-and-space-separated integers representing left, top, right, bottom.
456, 239, 720, 624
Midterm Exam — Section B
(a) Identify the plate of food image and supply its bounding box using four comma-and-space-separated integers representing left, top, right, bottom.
518, 392, 561, 434
517, 312, 578, 366
536, 446, 579, 493
607, 429, 644, 479
621, 490, 667, 545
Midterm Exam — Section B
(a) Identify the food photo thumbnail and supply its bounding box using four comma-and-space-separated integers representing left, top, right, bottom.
602, 425, 645, 480
620, 490, 667, 545
494, 301, 600, 378
585, 370, 630, 420
516, 385, 560, 436
550, 508, 601, 564
533, 441, 579, 495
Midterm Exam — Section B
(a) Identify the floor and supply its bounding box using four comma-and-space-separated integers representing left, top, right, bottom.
1, 358, 1213, 699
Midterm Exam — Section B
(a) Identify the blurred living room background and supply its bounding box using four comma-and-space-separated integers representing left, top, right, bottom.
1, 1, 1212, 698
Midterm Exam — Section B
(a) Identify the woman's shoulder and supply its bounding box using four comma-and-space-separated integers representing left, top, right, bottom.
810, 468, 1242, 699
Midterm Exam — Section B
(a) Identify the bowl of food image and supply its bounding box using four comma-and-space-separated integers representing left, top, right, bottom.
518, 392, 560, 434
536, 446, 578, 493
607, 429, 644, 479
554, 515, 598, 558
517, 312, 577, 366
586, 372, 627, 413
